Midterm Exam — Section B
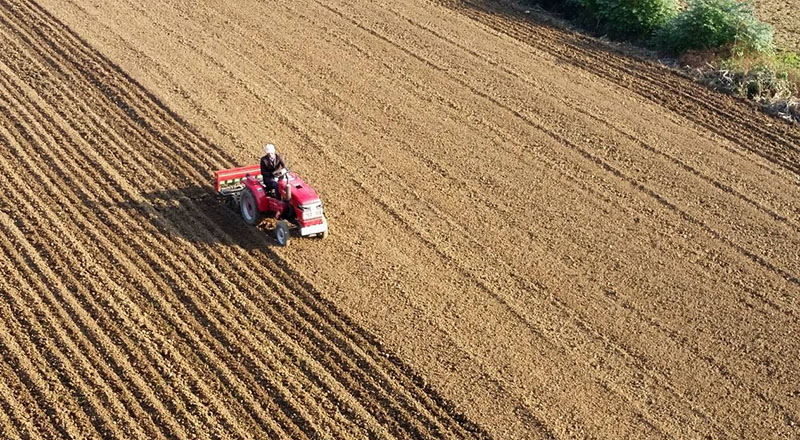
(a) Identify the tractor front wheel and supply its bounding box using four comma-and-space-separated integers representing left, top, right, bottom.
240, 188, 263, 226
275, 220, 290, 246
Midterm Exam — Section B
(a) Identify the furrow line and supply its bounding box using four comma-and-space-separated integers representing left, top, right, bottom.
372, 0, 800, 231
65, 0, 494, 434
0, 273, 94, 439
0, 17, 388, 436
0, 353, 28, 439
0, 73, 305, 440
441, 0, 800, 171
0, 97, 219, 440
130, 199, 411, 439
0, 133, 180, 440
0, 16, 384, 436
22, 0, 251, 153
0, 102, 185, 440
0, 266, 78, 440
0, 3, 214, 184
0, 318, 76, 439
0, 223, 140, 440
199, 206, 493, 438
192, 2, 721, 436
0, 73, 272, 440
13, 0, 234, 170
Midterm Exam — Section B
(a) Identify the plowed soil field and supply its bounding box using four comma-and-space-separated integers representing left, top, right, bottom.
1, 0, 799, 438
753, 0, 800, 51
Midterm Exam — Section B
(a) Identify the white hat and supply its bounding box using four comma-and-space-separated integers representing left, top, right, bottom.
265, 143, 276, 155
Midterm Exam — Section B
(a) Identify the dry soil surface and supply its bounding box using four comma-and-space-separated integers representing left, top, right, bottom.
1, 0, 800, 439
753, 0, 800, 51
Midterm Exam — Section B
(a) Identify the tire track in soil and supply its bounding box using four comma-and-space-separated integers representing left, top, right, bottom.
0, 8, 450, 438
303, 0, 800, 310
92, 1, 570, 433
438, 0, 800, 176
0, 1, 490, 438
0, 85, 227, 440
83, 0, 788, 436
377, 0, 800, 231
301, 1, 800, 433
62, 0, 524, 434
18, 0, 494, 436
0, 63, 320, 440
304, 0, 800, 340
166, 0, 796, 436
310, 0, 800, 293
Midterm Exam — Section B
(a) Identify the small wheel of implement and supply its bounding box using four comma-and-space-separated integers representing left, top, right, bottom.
275, 220, 290, 246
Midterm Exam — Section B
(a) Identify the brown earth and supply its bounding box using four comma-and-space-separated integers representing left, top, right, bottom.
753, 0, 800, 52
0, 0, 799, 438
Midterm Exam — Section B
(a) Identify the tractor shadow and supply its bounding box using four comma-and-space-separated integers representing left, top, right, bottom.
106, 184, 285, 251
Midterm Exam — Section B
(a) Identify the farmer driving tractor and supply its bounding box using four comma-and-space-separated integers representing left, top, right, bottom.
212, 142, 328, 246
260, 143, 288, 199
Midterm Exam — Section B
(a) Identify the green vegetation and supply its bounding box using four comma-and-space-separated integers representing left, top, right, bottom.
652, 0, 773, 55
566, 0, 677, 38
557, 0, 774, 53
715, 51, 799, 99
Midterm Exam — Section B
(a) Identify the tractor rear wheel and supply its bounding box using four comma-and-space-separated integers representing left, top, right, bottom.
275, 220, 290, 246
240, 188, 262, 226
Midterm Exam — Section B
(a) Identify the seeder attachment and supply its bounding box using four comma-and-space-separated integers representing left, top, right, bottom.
214, 164, 262, 196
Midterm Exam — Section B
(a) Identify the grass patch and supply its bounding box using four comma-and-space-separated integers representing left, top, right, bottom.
724, 51, 799, 119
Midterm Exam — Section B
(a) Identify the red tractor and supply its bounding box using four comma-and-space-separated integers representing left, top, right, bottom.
214, 164, 328, 246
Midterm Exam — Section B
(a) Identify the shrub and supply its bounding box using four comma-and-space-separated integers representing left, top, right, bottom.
567, 0, 677, 38
653, 0, 774, 55
689, 52, 800, 121
597, 0, 677, 38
